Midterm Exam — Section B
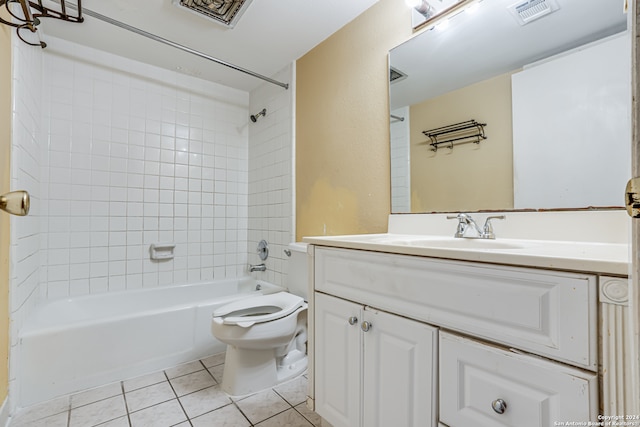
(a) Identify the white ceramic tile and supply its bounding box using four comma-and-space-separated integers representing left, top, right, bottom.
125, 381, 176, 412
71, 381, 123, 408
207, 364, 225, 383
69, 395, 127, 427
169, 370, 216, 397
190, 404, 250, 427
273, 376, 308, 406
178, 385, 231, 419
164, 360, 204, 379
234, 389, 290, 425
11, 411, 69, 427
129, 399, 186, 427
98, 416, 131, 427
123, 371, 167, 393
255, 408, 314, 427
10, 395, 70, 424
294, 403, 322, 427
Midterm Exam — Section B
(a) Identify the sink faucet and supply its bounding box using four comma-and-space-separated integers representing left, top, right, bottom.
248, 263, 267, 272
447, 213, 505, 239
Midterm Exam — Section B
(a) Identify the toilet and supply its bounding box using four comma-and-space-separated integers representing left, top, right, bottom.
211, 242, 308, 396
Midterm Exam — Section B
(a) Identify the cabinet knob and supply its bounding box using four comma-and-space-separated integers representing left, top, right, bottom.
348, 316, 358, 325
491, 399, 507, 414
361, 321, 372, 332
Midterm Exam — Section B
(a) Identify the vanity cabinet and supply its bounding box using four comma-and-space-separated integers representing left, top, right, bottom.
311, 245, 601, 427
440, 332, 597, 427
314, 292, 438, 427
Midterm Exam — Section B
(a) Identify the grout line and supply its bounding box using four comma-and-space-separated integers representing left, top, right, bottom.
120, 381, 133, 427
163, 370, 191, 426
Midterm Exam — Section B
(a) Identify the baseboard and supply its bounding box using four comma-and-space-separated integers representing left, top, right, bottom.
0, 396, 10, 427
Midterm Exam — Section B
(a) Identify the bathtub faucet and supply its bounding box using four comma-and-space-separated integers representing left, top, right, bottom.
249, 263, 267, 272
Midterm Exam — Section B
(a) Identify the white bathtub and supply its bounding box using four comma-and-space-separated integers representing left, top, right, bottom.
18, 278, 284, 407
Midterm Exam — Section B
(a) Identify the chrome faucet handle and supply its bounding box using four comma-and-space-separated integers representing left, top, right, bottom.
482, 215, 505, 239
447, 213, 470, 238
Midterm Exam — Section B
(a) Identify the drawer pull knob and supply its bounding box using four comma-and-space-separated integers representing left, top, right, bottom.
348, 316, 358, 326
361, 321, 372, 332
491, 399, 507, 414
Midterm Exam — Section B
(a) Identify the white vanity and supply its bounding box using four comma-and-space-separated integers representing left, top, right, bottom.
304, 211, 630, 427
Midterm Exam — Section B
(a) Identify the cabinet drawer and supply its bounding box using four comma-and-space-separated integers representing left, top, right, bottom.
314, 247, 597, 369
439, 332, 597, 427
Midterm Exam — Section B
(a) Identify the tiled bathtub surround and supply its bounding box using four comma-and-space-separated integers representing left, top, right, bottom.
247, 64, 295, 286
40, 36, 250, 298
9, 354, 319, 427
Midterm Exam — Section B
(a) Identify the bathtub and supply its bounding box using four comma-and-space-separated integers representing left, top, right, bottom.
18, 278, 284, 407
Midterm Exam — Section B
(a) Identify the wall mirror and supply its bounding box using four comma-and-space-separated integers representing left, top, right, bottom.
389, 0, 630, 214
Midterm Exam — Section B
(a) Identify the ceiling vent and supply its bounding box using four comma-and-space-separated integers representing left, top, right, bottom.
174, 0, 253, 28
508, 0, 559, 26
390, 67, 408, 84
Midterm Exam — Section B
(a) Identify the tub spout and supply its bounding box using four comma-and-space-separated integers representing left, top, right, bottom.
249, 263, 266, 272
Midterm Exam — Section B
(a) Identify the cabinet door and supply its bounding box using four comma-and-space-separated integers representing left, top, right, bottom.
363, 307, 438, 427
440, 332, 598, 427
314, 292, 362, 427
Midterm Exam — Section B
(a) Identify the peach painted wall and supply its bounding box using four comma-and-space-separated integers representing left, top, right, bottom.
295, 0, 412, 240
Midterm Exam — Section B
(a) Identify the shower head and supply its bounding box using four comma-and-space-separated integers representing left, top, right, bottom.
250, 108, 266, 123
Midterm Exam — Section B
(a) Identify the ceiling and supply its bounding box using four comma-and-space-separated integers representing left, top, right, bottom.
38, 0, 379, 92
390, 0, 628, 110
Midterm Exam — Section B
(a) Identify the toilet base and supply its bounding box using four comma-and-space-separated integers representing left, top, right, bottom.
221, 345, 308, 397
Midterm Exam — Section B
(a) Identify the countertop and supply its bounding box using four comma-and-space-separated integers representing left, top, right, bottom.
303, 233, 629, 276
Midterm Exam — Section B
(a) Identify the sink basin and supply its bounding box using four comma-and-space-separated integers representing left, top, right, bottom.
386, 238, 528, 250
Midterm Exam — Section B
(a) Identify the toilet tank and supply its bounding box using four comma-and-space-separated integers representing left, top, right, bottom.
286, 242, 308, 300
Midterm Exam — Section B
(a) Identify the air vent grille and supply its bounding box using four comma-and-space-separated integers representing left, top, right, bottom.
508, 0, 559, 26
390, 67, 408, 83
175, 0, 253, 28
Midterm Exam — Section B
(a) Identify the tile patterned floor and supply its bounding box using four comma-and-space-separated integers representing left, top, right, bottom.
10, 353, 321, 427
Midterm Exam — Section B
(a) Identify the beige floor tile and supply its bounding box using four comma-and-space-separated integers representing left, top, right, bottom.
169, 370, 216, 396
294, 403, 322, 427
274, 375, 308, 406
190, 404, 250, 427
164, 360, 204, 379
234, 389, 290, 425
125, 381, 176, 412
200, 352, 226, 368
123, 371, 167, 393
178, 385, 231, 419
255, 408, 314, 427
129, 399, 186, 427
71, 382, 123, 408
69, 395, 127, 427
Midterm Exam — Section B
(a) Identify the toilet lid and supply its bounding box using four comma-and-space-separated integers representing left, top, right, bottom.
213, 292, 306, 327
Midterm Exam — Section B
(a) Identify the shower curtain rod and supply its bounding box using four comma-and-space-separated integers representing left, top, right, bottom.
79, 7, 289, 90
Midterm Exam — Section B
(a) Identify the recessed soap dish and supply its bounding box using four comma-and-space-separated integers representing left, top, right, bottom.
150, 243, 176, 261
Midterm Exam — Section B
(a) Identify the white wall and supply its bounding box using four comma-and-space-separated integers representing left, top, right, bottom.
39, 38, 250, 298
247, 64, 295, 287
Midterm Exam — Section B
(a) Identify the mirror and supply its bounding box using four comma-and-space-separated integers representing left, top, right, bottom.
389, 0, 630, 213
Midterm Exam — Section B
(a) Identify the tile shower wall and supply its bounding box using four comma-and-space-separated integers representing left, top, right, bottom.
40, 37, 250, 298
247, 65, 295, 287
390, 106, 410, 213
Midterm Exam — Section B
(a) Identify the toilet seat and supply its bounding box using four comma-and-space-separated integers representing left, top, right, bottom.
213, 292, 306, 328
